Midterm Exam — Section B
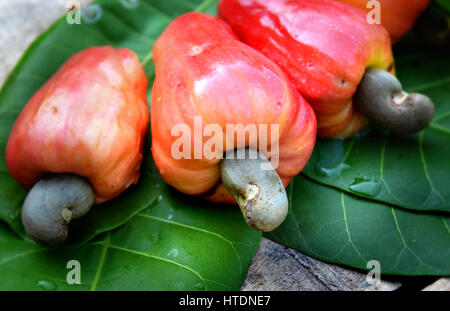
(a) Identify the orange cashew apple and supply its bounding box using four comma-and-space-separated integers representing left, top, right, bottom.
219, 0, 434, 138
151, 12, 317, 231
6, 46, 149, 245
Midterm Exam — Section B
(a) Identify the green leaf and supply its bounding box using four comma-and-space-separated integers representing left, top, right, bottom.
0, 181, 260, 290
0, 0, 261, 291
303, 46, 450, 213
0, 0, 219, 243
434, 0, 450, 14
283, 43, 450, 275
266, 175, 450, 276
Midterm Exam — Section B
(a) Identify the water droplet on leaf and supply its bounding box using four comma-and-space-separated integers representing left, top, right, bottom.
120, 0, 139, 9
314, 139, 350, 177
37, 280, 56, 291
167, 248, 179, 258
349, 178, 382, 197
316, 162, 350, 177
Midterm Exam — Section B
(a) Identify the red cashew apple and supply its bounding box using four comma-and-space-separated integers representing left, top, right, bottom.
151, 12, 317, 231
335, 0, 430, 44
219, 0, 434, 138
6, 46, 149, 245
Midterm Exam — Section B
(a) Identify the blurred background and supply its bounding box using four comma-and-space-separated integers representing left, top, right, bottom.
0, 0, 92, 86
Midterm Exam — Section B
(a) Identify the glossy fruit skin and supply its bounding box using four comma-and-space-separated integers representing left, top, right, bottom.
219, 0, 394, 138
6, 46, 149, 203
151, 12, 316, 203
335, 0, 430, 44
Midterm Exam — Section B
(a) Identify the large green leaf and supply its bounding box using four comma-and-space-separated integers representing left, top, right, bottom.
0, 0, 218, 242
0, 182, 260, 290
266, 175, 450, 276
278, 43, 450, 275
0, 0, 262, 291
303, 45, 450, 213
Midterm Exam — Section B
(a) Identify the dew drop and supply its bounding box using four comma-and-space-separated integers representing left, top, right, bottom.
135, 232, 159, 250
167, 248, 179, 258
82, 4, 102, 24
157, 194, 163, 201
316, 163, 350, 177
120, 0, 139, 9
167, 214, 173, 220
314, 139, 350, 177
37, 280, 56, 291
349, 178, 382, 197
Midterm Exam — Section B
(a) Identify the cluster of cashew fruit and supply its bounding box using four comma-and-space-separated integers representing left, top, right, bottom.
6, 0, 434, 246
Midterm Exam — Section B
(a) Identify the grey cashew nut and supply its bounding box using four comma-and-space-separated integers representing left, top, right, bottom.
221, 148, 288, 232
21, 174, 94, 246
355, 69, 434, 134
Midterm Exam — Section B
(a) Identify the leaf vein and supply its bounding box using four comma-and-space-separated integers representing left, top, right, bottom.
287, 180, 315, 255
107, 244, 209, 290
341, 193, 367, 264
379, 133, 401, 203
90, 231, 111, 291
140, 0, 173, 20
441, 217, 450, 235
194, 0, 217, 12
429, 124, 450, 135
390, 208, 437, 271
405, 76, 450, 93
433, 111, 450, 123
103, 8, 156, 44
0, 247, 48, 266
136, 213, 243, 273
419, 131, 447, 204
